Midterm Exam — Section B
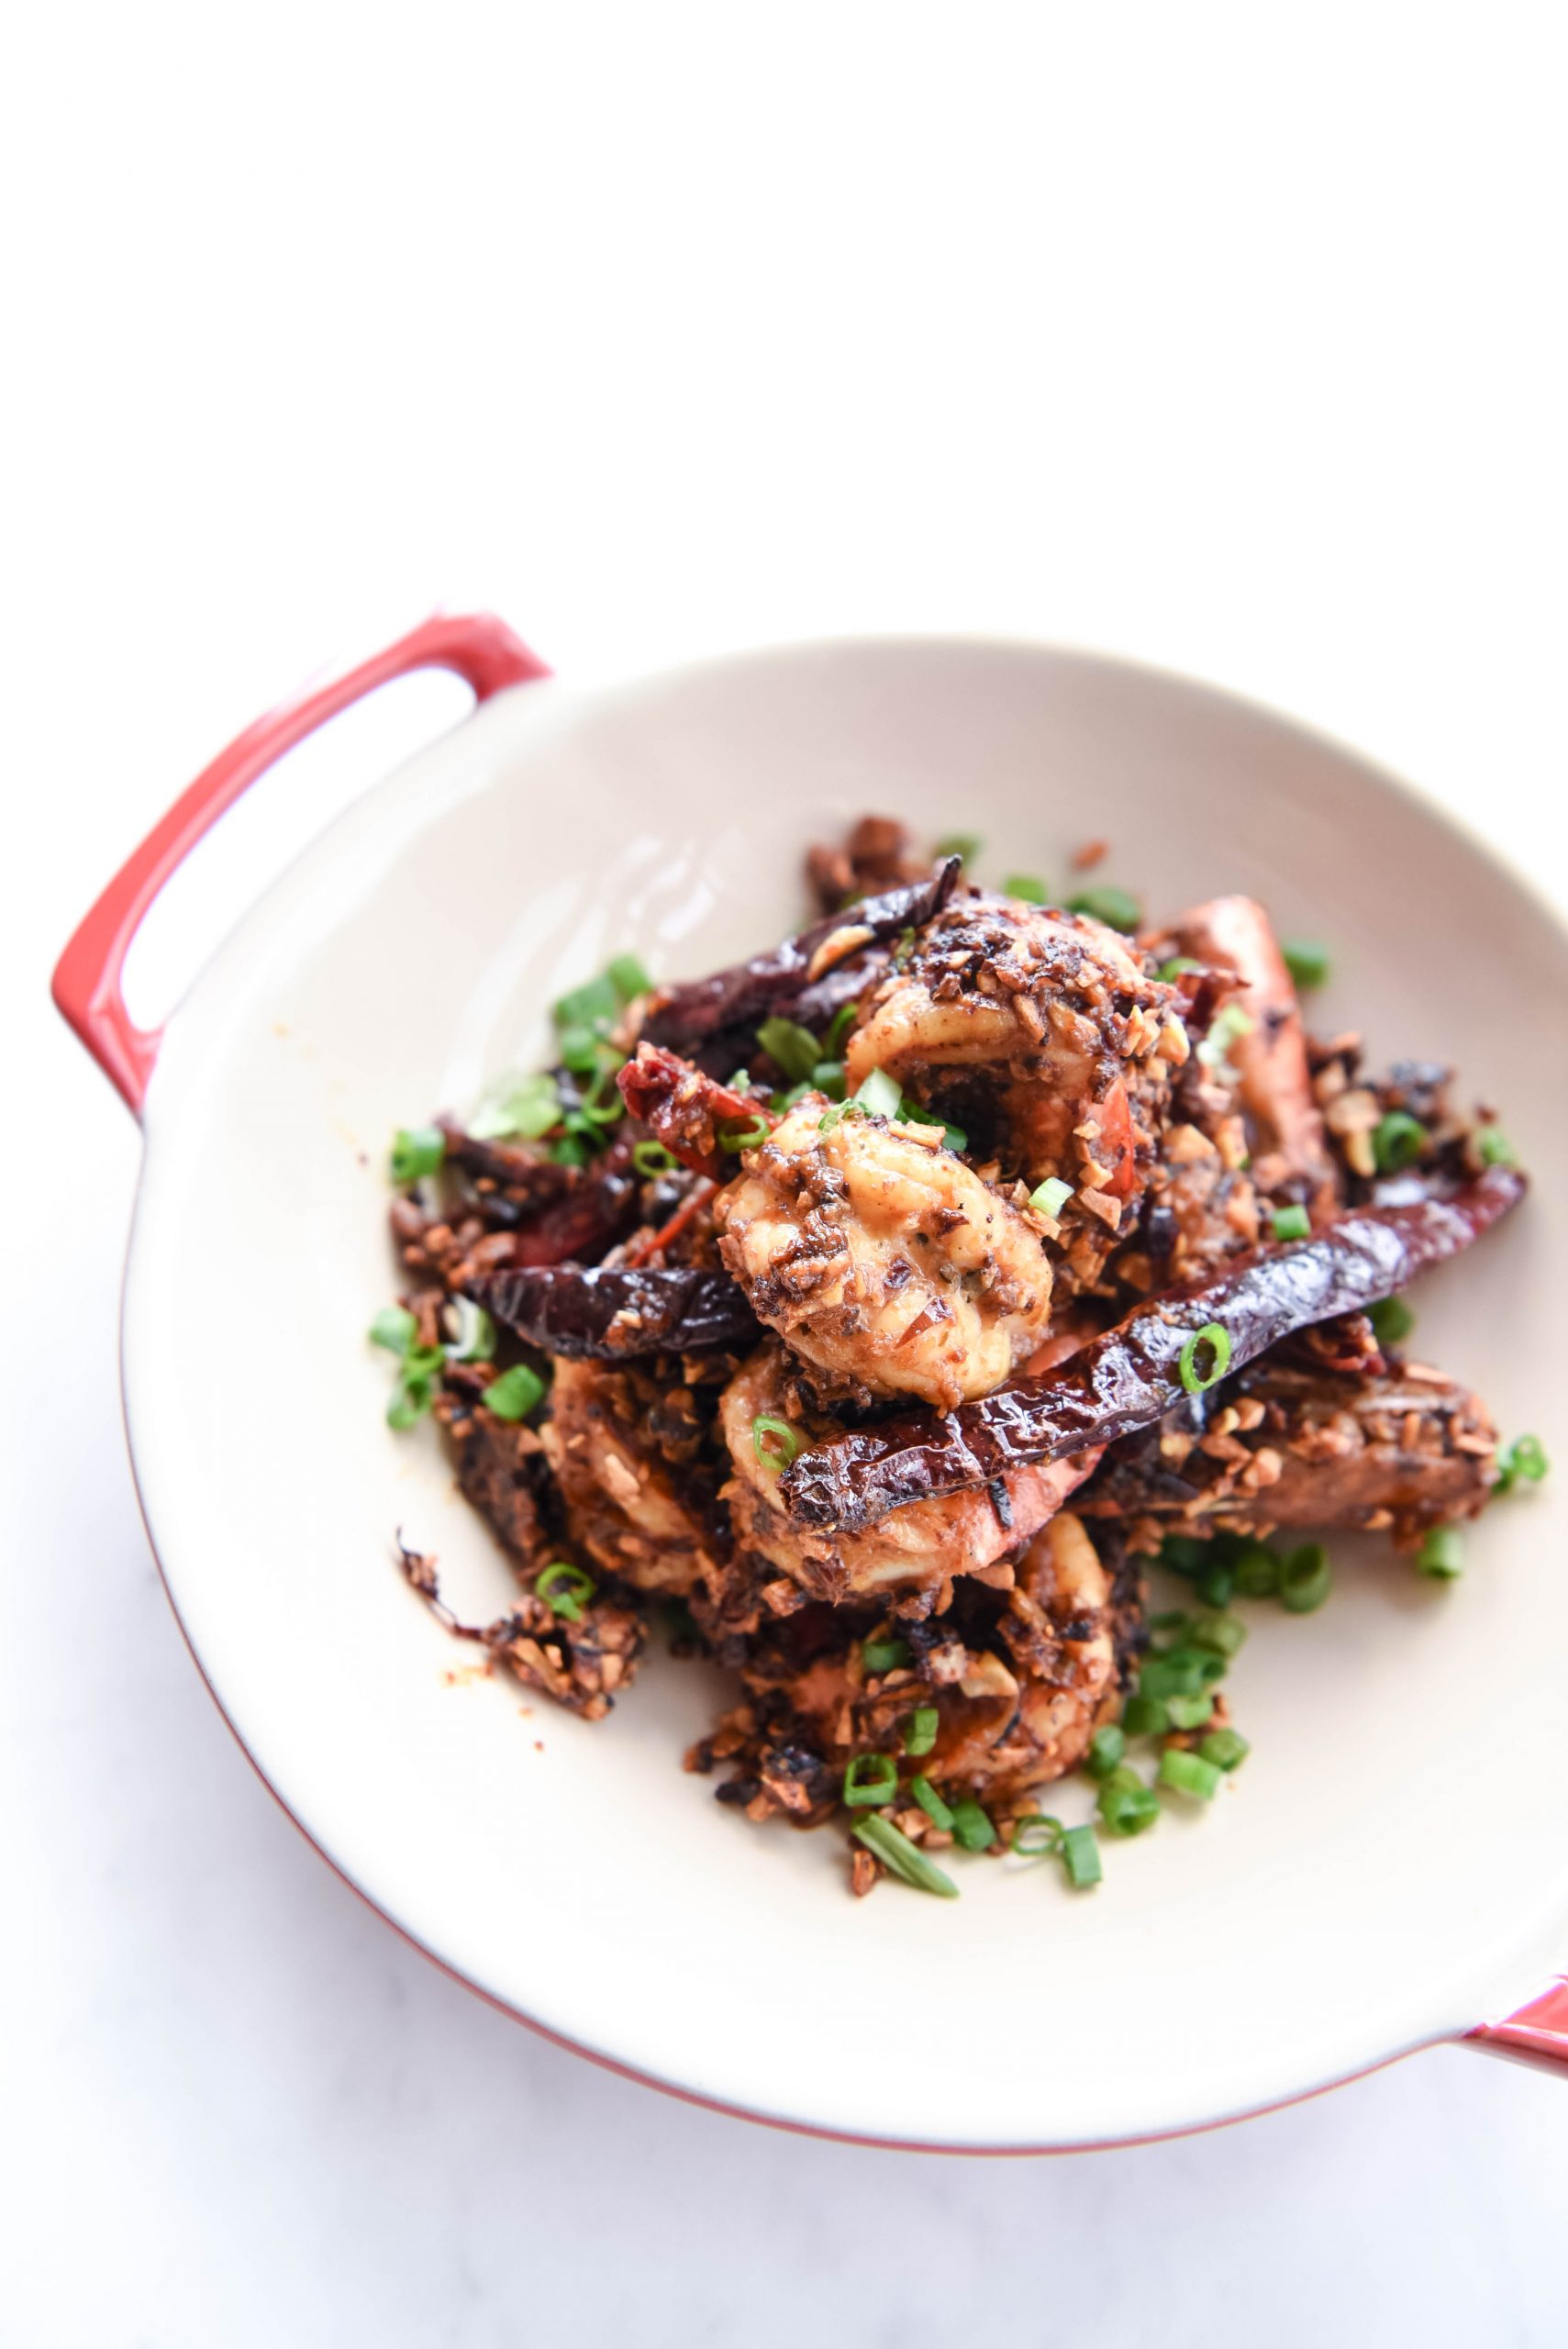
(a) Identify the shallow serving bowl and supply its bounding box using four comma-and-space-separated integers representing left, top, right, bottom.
54, 614, 1568, 2149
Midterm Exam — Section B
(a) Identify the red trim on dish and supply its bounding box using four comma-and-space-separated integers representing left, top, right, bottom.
1468, 1978, 1568, 2074
51, 612, 549, 1117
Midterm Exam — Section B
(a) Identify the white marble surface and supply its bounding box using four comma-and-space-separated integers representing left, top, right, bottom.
6, 5, 1568, 2339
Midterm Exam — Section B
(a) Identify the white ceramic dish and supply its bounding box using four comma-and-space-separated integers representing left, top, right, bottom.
55, 615, 1568, 2149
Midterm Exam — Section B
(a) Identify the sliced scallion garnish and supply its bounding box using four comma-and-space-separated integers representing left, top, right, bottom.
842, 1753, 898, 1808
1495, 1433, 1549, 1494
369, 1305, 417, 1353
718, 1114, 770, 1153
484, 1363, 546, 1421
1157, 955, 1202, 982
390, 1126, 446, 1184
443, 1297, 496, 1363
1198, 1727, 1251, 1772
1372, 1110, 1426, 1174
1367, 1296, 1415, 1346
854, 1066, 903, 1119
851, 1813, 959, 1898
1060, 1823, 1103, 1886
536, 1561, 595, 1621
469, 1071, 562, 1141
910, 1775, 954, 1829
1159, 1748, 1223, 1800
1278, 1542, 1331, 1612
1177, 1322, 1232, 1396
1415, 1526, 1464, 1580
607, 952, 651, 1002
1067, 885, 1141, 932
631, 1139, 679, 1178
932, 832, 981, 864
862, 1634, 912, 1675
1029, 1176, 1073, 1219
1272, 1204, 1310, 1241
904, 1706, 940, 1757
1282, 939, 1329, 990
1476, 1125, 1516, 1166
949, 1798, 997, 1853
1004, 872, 1049, 905
756, 1017, 822, 1083
1084, 1726, 1126, 1780
751, 1413, 800, 1473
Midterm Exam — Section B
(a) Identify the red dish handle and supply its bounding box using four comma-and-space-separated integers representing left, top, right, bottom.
51, 611, 550, 1118
1468, 1977, 1568, 2076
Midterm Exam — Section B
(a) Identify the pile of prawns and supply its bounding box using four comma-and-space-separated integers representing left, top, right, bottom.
383, 819, 1530, 1898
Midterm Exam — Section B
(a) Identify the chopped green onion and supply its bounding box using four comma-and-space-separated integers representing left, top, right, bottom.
1010, 1814, 1064, 1856
550, 1133, 588, 1166
1121, 1693, 1170, 1737
892, 926, 917, 969
1029, 1176, 1074, 1219
1279, 1542, 1331, 1612
851, 1813, 959, 1898
910, 1775, 954, 1829
816, 1100, 867, 1133
843, 1753, 898, 1808
1495, 1433, 1549, 1494
1149, 1609, 1190, 1637
718, 1114, 770, 1153
1416, 1526, 1465, 1580
931, 1114, 968, 1153
1067, 886, 1141, 932
1476, 1125, 1516, 1167
1164, 1693, 1215, 1731
1187, 1611, 1248, 1658
1177, 1322, 1232, 1396
1084, 1725, 1127, 1779
1232, 1542, 1282, 1598
933, 833, 982, 864
1368, 1296, 1415, 1346
443, 1297, 496, 1363
1199, 1727, 1251, 1772
469, 1070, 563, 1141
1196, 1001, 1254, 1076
390, 1126, 445, 1184
854, 1066, 903, 1119
631, 1139, 678, 1178
1096, 1768, 1161, 1836
1138, 1651, 1215, 1701
369, 1305, 417, 1353
727, 1068, 751, 1091
1196, 1562, 1235, 1608
950, 1798, 997, 1853
385, 1343, 444, 1430
770, 1082, 811, 1113
1158, 1532, 1209, 1577
1159, 1748, 1223, 1800
536, 1561, 595, 1621
757, 1017, 822, 1083
386, 1377, 437, 1431
1004, 872, 1049, 905
1373, 1110, 1426, 1174
824, 1002, 859, 1057
1157, 955, 1202, 982
553, 971, 619, 1035
862, 1634, 912, 1675
905, 1706, 940, 1757
607, 952, 651, 1002
1272, 1204, 1311, 1241
557, 1026, 612, 1075
1060, 1823, 1103, 1886
1282, 939, 1330, 990
484, 1363, 546, 1420
751, 1413, 800, 1473
811, 1059, 848, 1100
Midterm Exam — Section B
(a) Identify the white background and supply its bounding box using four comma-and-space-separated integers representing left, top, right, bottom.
5, 6, 1566, 2343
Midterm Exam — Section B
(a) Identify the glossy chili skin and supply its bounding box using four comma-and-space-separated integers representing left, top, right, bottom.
781, 1167, 1527, 1531
468, 1262, 759, 1358
641, 858, 961, 1050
